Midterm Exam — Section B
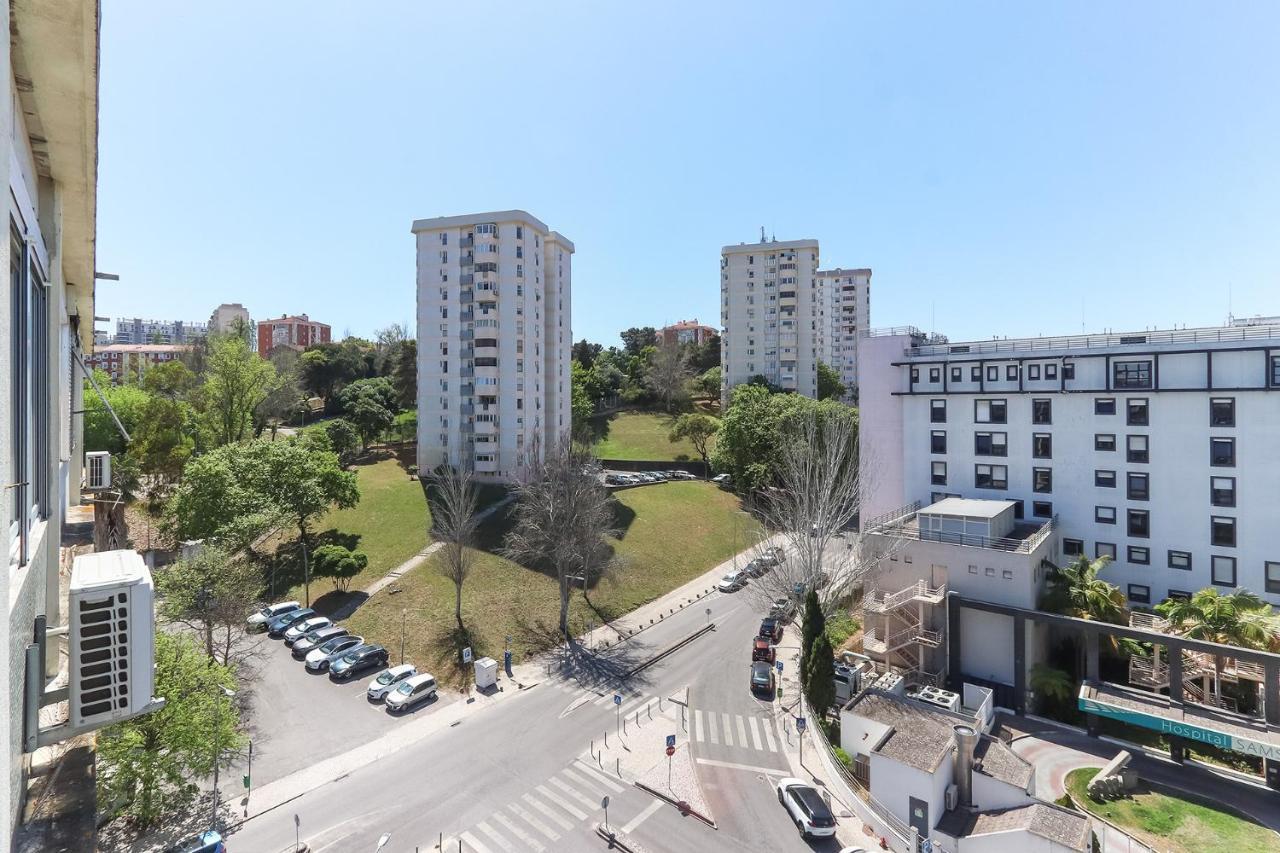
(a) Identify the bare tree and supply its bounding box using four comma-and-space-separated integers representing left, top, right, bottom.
503, 436, 618, 638
156, 545, 264, 668
646, 342, 692, 412
747, 408, 889, 614
430, 465, 480, 634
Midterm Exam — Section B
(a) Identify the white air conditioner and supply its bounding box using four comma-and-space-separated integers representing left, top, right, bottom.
69, 550, 156, 728
85, 451, 111, 491
944, 783, 958, 811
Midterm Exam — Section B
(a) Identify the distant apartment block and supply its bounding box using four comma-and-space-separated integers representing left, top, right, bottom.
661, 318, 717, 347
412, 210, 572, 482
817, 268, 870, 399
113, 316, 207, 345
86, 344, 191, 383
209, 301, 255, 343
858, 320, 1280, 606
257, 314, 331, 357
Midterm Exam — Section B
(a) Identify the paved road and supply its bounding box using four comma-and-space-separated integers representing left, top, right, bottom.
225, 577, 844, 853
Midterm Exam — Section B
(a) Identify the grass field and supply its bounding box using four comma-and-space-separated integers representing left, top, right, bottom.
1065, 767, 1275, 853
591, 410, 717, 461
345, 480, 752, 686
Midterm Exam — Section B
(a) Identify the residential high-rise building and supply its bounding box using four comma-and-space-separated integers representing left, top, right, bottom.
660, 319, 717, 347
257, 313, 331, 357
113, 316, 207, 345
719, 238, 821, 406
858, 320, 1280, 607
412, 210, 573, 482
85, 344, 191, 383
816, 268, 871, 400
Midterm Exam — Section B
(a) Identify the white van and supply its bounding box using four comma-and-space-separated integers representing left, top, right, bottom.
385, 673, 438, 713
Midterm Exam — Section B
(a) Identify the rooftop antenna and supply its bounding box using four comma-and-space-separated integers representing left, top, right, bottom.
760, 225, 766, 243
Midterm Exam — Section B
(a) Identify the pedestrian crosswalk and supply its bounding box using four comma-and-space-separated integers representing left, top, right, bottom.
690, 708, 784, 754
547, 678, 673, 723
437, 757, 633, 852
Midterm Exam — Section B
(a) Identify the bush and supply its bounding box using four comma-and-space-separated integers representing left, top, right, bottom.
311, 544, 368, 591
832, 746, 852, 768
824, 613, 859, 648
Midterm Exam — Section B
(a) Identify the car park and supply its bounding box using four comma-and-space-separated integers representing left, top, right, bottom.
247, 601, 300, 632
267, 607, 316, 638
717, 570, 747, 592
305, 634, 363, 671
750, 660, 775, 696
711, 473, 731, 484
367, 664, 418, 701
759, 618, 783, 643
776, 777, 837, 838
283, 615, 332, 645
752, 637, 775, 663
769, 598, 796, 621
743, 558, 767, 578
292, 624, 349, 657
330, 644, 390, 681
163, 830, 226, 853
385, 672, 438, 712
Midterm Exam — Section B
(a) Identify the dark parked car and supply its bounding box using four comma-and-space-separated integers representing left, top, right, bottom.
759, 618, 783, 643
266, 607, 315, 637
752, 637, 775, 663
330, 644, 390, 681
750, 661, 775, 696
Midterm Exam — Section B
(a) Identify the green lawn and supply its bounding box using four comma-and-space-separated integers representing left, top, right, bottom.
345, 481, 752, 686
1065, 767, 1276, 853
590, 411, 716, 462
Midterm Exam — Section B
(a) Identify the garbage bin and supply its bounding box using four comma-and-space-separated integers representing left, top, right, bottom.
474, 656, 498, 690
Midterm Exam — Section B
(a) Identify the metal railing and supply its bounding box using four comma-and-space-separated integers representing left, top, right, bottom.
885, 520, 1055, 554
864, 581, 947, 613
908, 323, 1280, 357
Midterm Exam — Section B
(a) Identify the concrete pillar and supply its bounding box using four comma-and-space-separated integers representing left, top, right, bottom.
1013, 615, 1026, 715
1084, 630, 1100, 737
1168, 642, 1183, 704
1264, 660, 1280, 726
946, 598, 962, 692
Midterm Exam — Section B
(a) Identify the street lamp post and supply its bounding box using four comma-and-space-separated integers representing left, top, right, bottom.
211, 685, 235, 830
400, 609, 407, 665
374, 832, 392, 851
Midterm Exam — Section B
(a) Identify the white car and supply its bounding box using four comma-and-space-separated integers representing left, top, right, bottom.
386, 673, 438, 713
776, 777, 837, 838
247, 601, 300, 631
305, 634, 363, 671
367, 664, 418, 701
284, 615, 332, 645
717, 570, 747, 592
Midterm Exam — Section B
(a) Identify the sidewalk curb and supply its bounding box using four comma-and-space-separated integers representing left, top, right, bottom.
633, 782, 717, 829
594, 824, 642, 852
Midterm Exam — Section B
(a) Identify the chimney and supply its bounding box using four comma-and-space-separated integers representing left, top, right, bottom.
953, 725, 978, 808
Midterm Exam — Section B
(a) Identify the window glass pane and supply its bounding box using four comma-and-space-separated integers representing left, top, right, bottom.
1211, 555, 1236, 586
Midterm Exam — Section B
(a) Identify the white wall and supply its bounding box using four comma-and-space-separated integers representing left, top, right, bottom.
971, 771, 1032, 812
870, 752, 948, 832
858, 333, 913, 523
960, 608, 1015, 685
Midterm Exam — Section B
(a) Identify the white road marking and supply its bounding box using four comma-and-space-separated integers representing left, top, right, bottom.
522, 792, 574, 832
572, 759, 625, 793
694, 708, 704, 741
494, 809, 548, 851
535, 783, 588, 821
506, 799, 558, 840
695, 757, 790, 774
747, 712, 762, 747
459, 831, 493, 853
475, 821, 514, 852
721, 713, 733, 746
620, 799, 664, 834
558, 694, 593, 718
762, 717, 778, 752
620, 694, 652, 716
735, 714, 748, 747
550, 774, 599, 812
560, 766, 608, 794
708, 711, 720, 744
594, 690, 623, 706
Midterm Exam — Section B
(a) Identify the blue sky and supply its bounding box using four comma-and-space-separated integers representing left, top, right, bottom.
96, 2, 1280, 348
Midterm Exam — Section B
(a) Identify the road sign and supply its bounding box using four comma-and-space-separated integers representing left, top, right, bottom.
601, 795, 610, 810
775, 660, 784, 673
665, 746, 675, 757
793, 582, 805, 597
796, 716, 807, 732
666, 734, 676, 748
462, 647, 472, 664
614, 693, 623, 705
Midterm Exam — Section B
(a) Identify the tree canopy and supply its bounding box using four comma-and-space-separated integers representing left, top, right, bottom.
816, 361, 847, 401
337, 376, 399, 449
668, 413, 719, 467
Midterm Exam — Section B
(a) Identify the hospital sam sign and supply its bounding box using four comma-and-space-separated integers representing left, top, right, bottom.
1079, 696, 1280, 762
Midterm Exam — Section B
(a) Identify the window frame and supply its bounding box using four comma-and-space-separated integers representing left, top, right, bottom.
1211, 555, 1237, 587
1266, 561, 1280, 595
1128, 584, 1151, 605
1168, 550, 1192, 571
986, 365, 998, 382
974, 398, 1007, 424
1095, 506, 1117, 524
1211, 515, 1236, 548
1209, 397, 1235, 427
1126, 398, 1149, 426
1128, 545, 1150, 565
1096, 542, 1117, 560
1032, 467, 1053, 494
931, 461, 947, 486
974, 463, 1008, 490
1094, 398, 1116, 416
1032, 432, 1052, 459
1210, 476, 1236, 508
1032, 500, 1053, 518
1006, 365, 1018, 381
950, 366, 962, 382
929, 367, 941, 383
1063, 538, 1084, 556
1210, 436, 1235, 467
1063, 363, 1075, 380
1095, 470, 1116, 488
930, 399, 947, 423
1028, 364, 1041, 380
1113, 360, 1153, 389
970, 365, 981, 382
930, 430, 947, 454
1126, 472, 1149, 501
974, 431, 1008, 457
1127, 508, 1150, 539
1126, 434, 1149, 463
1046, 364, 1059, 380
1032, 398, 1052, 425
1095, 433, 1116, 452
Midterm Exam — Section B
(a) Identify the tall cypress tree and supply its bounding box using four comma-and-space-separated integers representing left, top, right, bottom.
805, 633, 837, 712
800, 590, 825, 687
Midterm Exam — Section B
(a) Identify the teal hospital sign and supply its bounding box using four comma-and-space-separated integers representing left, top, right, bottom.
1079, 696, 1280, 762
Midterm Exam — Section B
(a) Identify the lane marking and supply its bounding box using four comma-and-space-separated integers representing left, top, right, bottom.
735, 714, 748, 747
694, 708, 704, 742
550, 774, 599, 812
475, 821, 514, 852
509, 802, 562, 842
572, 759, 625, 793
497, 806, 551, 849
459, 831, 493, 853
721, 713, 733, 746
708, 711, 720, 744
561, 766, 612, 794
522, 792, 574, 832
747, 716, 763, 751
620, 694, 652, 716
535, 783, 588, 821
762, 717, 778, 752
695, 757, 790, 774
620, 799, 664, 834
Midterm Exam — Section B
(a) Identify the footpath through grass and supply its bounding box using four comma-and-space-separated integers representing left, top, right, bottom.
1065, 767, 1275, 853
591, 411, 716, 461
345, 480, 752, 687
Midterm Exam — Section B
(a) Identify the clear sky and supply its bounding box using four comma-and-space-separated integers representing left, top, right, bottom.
96, 2, 1280, 348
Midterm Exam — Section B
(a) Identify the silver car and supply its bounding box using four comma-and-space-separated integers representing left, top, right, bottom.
292, 624, 349, 657
367, 664, 418, 701
284, 615, 332, 645
246, 601, 300, 632
305, 634, 363, 671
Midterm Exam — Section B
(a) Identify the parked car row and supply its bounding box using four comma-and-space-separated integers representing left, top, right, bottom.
604, 469, 699, 486
246, 601, 438, 714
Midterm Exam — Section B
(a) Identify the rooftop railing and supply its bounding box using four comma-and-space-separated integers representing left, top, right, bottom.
907, 323, 1280, 357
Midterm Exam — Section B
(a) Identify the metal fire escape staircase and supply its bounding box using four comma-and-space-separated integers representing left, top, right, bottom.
862, 581, 946, 680
1126, 612, 1266, 712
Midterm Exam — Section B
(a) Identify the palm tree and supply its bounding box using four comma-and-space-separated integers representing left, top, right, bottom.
1041, 555, 1127, 625
1157, 588, 1280, 699
1029, 663, 1074, 708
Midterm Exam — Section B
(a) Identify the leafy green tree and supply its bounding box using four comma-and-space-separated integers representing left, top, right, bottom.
709, 384, 818, 491
668, 413, 719, 468
324, 418, 361, 464
688, 333, 721, 373
816, 361, 847, 401
1157, 587, 1280, 698
1030, 663, 1074, 706
619, 326, 658, 356
572, 339, 603, 369
96, 633, 244, 829
204, 334, 278, 446
140, 359, 200, 400
800, 590, 825, 687
585, 355, 625, 403
131, 394, 197, 487
311, 544, 368, 592
391, 338, 417, 409
156, 545, 263, 666
1040, 555, 1126, 625
299, 341, 366, 404
570, 361, 596, 441
338, 377, 398, 450
696, 366, 722, 398
166, 444, 272, 543
805, 633, 837, 711
83, 372, 150, 454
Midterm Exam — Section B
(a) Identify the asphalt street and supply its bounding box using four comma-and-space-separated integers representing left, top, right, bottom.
226, 577, 844, 853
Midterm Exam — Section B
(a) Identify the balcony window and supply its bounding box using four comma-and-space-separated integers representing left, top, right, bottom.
1211, 555, 1236, 587
1113, 360, 1152, 389
974, 399, 1007, 424
1032, 433, 1052, 459
1032, 399, 1052, 424
929, 367, 940, 382
1095, 470, 1116, 488
931, 461, 947, 486
1126, 399, 1149, 426
1127, 509, 1150, 538
1210, 437, 1235, 467
1210, 398, 1235, 427
974, 464, 1007, 490
1127, 472, 1149, 501
1095, 434, 1116, 452
1211, 516, 1236, 548
1210, 476, 1235, 508
930, 431, 947, 454
986, 366, 998, 381
1128, 546, 1150, 565
1126, 435, 1149, 463
1168, 550, 1192, 570
1033, 467, 1052, 493
930, 399, 946, 423
1095, 398, 1116, 415
974, 432, 1007, 457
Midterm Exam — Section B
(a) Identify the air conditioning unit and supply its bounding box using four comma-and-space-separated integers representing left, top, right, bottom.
944, 783, 959, 811
69, 550, 156, 728
85, 451, 111, 491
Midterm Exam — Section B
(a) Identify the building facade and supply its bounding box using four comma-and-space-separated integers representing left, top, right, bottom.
257, 313, 331, 357
859, 322, 1280, 606
2, 0, 99, 837
85, 343, 190, 383
660, 318, 717, 347
816, 267, 870, 400
412, 210, 572, 482
113, 316, 206, 345
719, 238, 821, 406
209, 301, 254, 344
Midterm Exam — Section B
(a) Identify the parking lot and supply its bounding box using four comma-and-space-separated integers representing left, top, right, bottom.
602, 468, 705, 487
227, 628, 459, 791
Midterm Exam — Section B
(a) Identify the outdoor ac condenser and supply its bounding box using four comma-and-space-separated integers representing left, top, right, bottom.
84, 450, 111, 491
69, 550, 156, 728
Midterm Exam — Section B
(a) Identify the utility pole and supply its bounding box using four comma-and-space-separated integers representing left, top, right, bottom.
211, 685, 235, 829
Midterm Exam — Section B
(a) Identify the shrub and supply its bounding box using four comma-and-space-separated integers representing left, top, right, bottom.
311, 544, 368, 591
